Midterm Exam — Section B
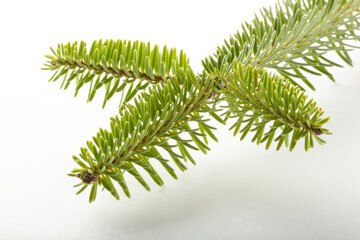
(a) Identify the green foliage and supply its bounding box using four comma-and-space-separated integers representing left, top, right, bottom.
68, 68, 217, 201
42, 0, 360, 202
42, 39, 190, 108
203, 0, 360, 90
217, 61, 330, 151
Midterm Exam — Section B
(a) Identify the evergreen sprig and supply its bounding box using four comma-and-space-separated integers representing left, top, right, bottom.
203, 0, 360, 90
42, 0, 360, 202
217, 61, 330, 151
69, 68, 217, 201
42, 39, 189, 108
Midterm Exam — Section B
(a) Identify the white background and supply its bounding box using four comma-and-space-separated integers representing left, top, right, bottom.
1, 0, 360, 239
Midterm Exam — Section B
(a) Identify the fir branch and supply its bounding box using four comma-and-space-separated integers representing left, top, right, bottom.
41, 0, 360, 202
217, 61, 330, 151
203, 0, 360, 90
69, 68, 217, 201
42, 39, 189, 108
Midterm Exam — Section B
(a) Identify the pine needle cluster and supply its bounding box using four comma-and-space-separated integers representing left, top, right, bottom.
42, 0, 360, 202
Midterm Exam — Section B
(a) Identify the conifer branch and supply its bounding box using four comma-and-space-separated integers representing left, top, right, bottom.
68, 68, 217, 201
216, 61, 330, 151
203, 0, 360, 90
41, 0, 360, 202
43, 40, 189, 108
